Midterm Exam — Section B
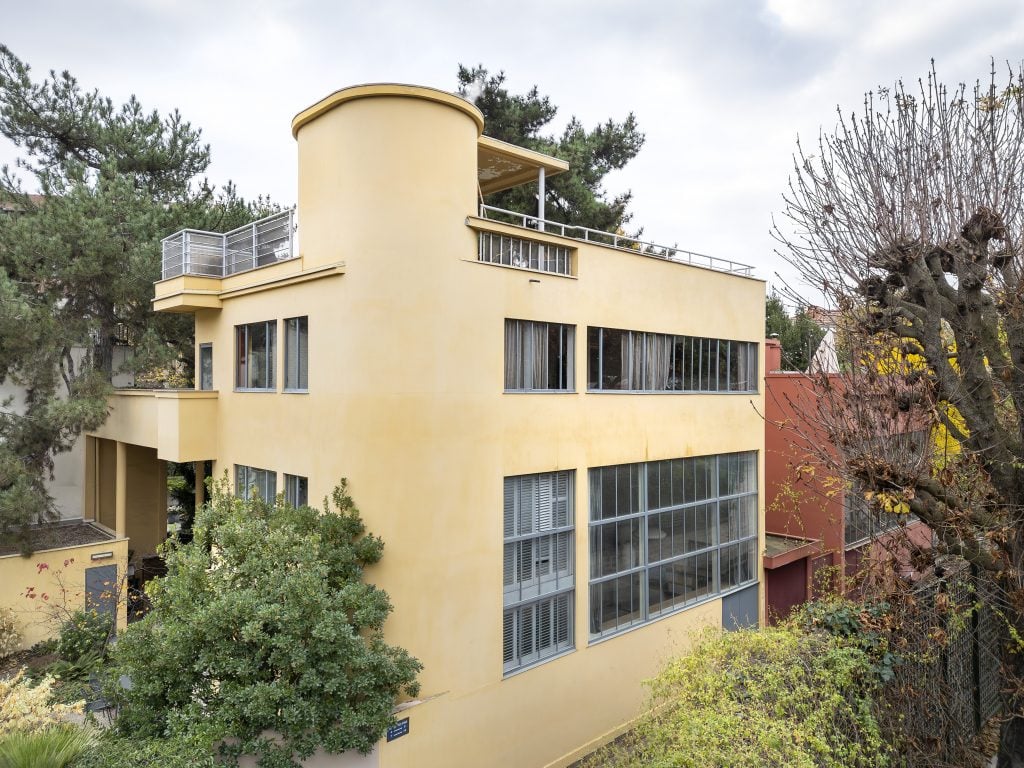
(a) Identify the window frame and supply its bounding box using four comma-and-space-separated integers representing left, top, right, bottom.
588, 452, 759, 642
504, 319, 576, 393
235, 320, 277, 392
283, 316, 309, 392
586, 326, 758, 394
198, 343, 213, 391
503, 470, 576, 675
235, 464, 277, 501
285, 473, 308, 508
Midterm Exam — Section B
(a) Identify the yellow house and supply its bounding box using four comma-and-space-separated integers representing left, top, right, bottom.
85, 84, 765, 768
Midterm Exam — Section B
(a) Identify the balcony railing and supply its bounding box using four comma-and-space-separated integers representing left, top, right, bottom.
478, 204, 754, 277
161, 209, 296, 279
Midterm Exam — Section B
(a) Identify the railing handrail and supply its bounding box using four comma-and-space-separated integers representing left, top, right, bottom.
224, 208, 294, 239
477, 204, 754, 277
160, 227, 224, 244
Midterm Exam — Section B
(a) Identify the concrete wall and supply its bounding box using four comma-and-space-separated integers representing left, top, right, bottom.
0, 538, 128, 649
84, 437, 167, 558
124, 444, 167, 558
0, 371, 84, 521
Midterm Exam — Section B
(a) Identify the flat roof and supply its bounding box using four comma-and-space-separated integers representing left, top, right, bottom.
763, 532, 823, 569
477, 135, 569, 195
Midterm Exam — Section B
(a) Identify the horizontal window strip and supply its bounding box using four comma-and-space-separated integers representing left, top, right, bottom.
587, 326, 758, 393
479, 232, 572, 276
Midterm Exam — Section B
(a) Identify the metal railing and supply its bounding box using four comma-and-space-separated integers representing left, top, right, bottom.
477, 204, 754, 277
161, 209, 297, 279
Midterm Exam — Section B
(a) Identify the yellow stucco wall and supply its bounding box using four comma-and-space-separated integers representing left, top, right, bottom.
94, 437, 116, 531
0, 538, 128, 649
123, 444, 167, 558
99, 85, 766, 768
84, 437, 167, 557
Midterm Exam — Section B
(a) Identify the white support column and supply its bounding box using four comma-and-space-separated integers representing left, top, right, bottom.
537, 167, 546, 231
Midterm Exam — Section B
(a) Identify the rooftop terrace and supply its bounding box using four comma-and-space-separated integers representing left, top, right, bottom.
161, 209, 296, 279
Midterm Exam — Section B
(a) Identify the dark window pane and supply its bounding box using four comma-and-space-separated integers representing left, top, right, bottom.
199, 345, 213, 391
587, 327, 601, 390
601, 328, 626, 390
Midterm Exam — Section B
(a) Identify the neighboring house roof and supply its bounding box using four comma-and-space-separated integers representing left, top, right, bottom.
808, 326, 840, 374
0, 194, 45, 212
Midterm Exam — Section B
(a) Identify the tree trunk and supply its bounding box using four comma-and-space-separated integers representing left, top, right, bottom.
93, 334, 114, 381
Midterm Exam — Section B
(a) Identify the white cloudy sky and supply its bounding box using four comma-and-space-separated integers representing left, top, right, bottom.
3, 0, 1024, 296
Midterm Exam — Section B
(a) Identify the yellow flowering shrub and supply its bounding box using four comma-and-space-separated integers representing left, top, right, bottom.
0, 670, 84, 736
0, 608, 19, 660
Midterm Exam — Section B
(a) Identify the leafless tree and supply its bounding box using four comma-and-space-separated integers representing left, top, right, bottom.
774, 61, 1024, 765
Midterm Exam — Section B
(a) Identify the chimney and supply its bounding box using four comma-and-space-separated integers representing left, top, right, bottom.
765, 339, 782, 373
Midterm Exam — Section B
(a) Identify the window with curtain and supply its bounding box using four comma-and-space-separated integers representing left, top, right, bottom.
235, 321, 276, 390
504, 320, 575, 392
285, 474, 308, 508
235, 465, 276, 501
284, 316, 308, 391
587, 327, 757, 393
589, 452, 758, 640
503, 471, 575, 674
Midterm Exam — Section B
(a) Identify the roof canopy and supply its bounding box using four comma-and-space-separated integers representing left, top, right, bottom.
477, 136, 569, 195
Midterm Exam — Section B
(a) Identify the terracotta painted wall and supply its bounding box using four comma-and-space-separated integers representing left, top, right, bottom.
764, 371, 845, 555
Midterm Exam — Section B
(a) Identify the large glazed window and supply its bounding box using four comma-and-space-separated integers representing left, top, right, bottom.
503, 471, 575, 674
589, 452, 758, 640
235, 465, 276, 501
505, 320, 575, 392
284, 316, 308, 391
587, 327, 757, 392
236, 321, 276, 390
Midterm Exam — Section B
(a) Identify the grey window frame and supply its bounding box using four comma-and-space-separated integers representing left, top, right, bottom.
284, 316, 308, 392
235, 464, 276, 501
504, 320, 576, 393
235, 320, 277, 391
199, 343, 213, 391
285, 473, 308, 508
588, 452, 758, 641
586, 326, 758, 393
503, 470, 576, 674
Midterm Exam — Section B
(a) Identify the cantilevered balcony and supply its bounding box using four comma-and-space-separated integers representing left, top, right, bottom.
90, 389, 219, 463
161, 209, 296, 280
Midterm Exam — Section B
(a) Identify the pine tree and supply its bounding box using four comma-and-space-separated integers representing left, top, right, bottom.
0, 46, 274, 544
458, 65, 645, 233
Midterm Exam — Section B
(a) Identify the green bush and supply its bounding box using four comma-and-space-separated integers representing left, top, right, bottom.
581, 625, 892, 768
106, 479, 421, 768
71, 732, 215, 768
0, 726, 94, 768
56, 611, 111, 662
